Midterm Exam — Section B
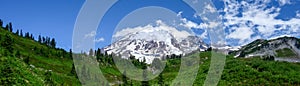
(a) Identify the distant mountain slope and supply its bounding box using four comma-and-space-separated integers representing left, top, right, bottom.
232, 36, 300, 59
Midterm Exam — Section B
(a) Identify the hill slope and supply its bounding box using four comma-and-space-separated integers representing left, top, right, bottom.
0, 23, 80, 85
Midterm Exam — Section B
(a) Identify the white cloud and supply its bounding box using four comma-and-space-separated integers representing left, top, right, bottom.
94, 37, 105, 42
224, 0, 300, 45
113, 20, 193, 40
227, 26, 254, 44
296, 11, 300, 18
208, 21, 220, 28
205, 4, 216, 13
177, 11, 183, 17
179, 17, 220, 30
180, 18, 201, 29
277, 0, 291, 6
192, 0, 198, 4
84, 31, 96, 38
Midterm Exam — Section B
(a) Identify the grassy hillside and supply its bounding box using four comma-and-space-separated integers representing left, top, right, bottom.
87, 51, 300, 86
275, 48, 297, 57
0, 25, 80, 85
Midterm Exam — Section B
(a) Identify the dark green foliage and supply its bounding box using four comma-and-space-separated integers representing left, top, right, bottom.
44, 70, 55, 85
8, 22, 12, 32
24, 56, 29, 64
20, 30, 23, 37
275, 48, 296, 57
89, 48, 93, 56
38, 35, 42, 43
158, 73, 164, 86
25, 32, 30, 38
122, 71, 128, 86
0, 57, 43, 85
0, 19, 3, 27
0, 21, 80, 85
141, 70, 149, 86
96, 48, 103, 62
15, 51, 21, 58
15, 29, 19, 35
1, 34, 14, 56
263, 55, 275, 61
50, 38, 56, 48
30, 34, 34, 40
206, 47, 212, 51
4, 24, 9, 31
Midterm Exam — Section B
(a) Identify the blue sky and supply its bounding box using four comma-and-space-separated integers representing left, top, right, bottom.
0, 0, 84, 50
1, 0, 300, 50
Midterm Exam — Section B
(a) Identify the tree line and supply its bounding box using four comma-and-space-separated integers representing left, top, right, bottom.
0, 19, 56, 48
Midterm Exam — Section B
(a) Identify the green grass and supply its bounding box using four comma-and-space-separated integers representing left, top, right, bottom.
0, 26, 80, 85
276, 48, 297, 57
96, 51, 300, 86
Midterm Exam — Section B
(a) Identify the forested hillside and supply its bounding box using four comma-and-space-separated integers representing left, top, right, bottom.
0, 19, 80, 85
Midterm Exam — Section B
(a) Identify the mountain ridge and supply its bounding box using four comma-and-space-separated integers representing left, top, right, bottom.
231, 36, 300, 60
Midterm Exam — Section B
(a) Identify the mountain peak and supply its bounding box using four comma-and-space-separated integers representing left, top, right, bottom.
105, 28, 207, 64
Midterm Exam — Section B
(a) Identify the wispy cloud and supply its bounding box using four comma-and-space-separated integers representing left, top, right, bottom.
94, 37, 105, 42
84, 31, 96, 38
223, 0, 300, 45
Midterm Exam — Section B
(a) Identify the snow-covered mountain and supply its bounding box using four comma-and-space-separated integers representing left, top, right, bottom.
104, 27, 208, 64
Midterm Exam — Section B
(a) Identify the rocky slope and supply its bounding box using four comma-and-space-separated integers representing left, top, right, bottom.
232, 36, 300, 59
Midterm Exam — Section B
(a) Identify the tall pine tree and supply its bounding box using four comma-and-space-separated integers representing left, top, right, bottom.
4, 24, 9, 31
8, 22, 12, 32
158, 73, 164, 86
0, 19, 3, 27
50, 38, 56, 48
38, 35, 42, 43
122, 70, 128, 86
15, 29, 19, 35
20, 30, 23, 37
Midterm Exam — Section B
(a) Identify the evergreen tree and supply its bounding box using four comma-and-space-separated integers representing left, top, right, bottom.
25, 32, 30, 38
46, 37, 51, 46
158, 73, 164, 86
20, 30, 23, 37
69, 49, 73, 59
50, 38, 56, 48
30, 34, 34, 40
141, 60, 149, 86
141, 70, 149, 86
15, 51, 21, 58
89, 49, 94, 56
15, 29, 19, 35
42, 37, 46, 44
4, 24, 9, 31
70, 63, 77, 78
44, 70, 55, 85
24, 56, 30, 64
38, 35, 42, 43
96, 48, 102, 62
8, 22, 12, 32
0, 19, 3, 27
122, 70, 128, 86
